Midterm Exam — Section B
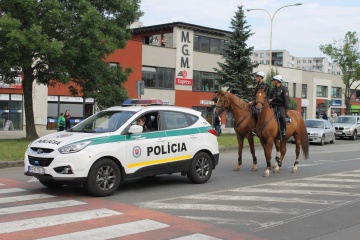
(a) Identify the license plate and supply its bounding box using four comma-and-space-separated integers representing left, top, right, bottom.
28, 166, 45, 174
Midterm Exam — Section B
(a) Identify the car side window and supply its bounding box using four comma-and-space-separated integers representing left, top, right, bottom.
161, 111, 193, 130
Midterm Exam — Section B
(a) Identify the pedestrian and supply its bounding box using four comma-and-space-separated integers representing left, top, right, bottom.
322, 111, 328, 120
268, 75, 290, 137
329, 109, 338, 124
248, 71, 269, 135
161, 36, 167, 47
64, 110, 71, 130
57, 113, 66, 132
214, 115, 221, 137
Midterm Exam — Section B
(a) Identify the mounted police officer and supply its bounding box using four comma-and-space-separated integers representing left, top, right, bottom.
249, 71, 269, 135
268, 75, 290, 137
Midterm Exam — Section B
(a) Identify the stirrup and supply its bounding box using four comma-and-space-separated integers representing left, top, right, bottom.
251, 129, 257, 136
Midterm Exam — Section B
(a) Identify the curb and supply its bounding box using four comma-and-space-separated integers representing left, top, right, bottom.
0, 146, 245, 169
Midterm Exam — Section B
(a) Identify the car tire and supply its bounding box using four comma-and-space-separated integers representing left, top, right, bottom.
187, 152, 213, 184
39, 180, 64, 188
320, 135, 325, 146
351, 130, 357, 140
330, 133, 335, 144
86, 158, 121, 197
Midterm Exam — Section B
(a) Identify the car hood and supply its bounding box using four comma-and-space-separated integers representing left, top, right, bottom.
30, 131, 108, 149
306, 127, 324, 134
333, 123, 355, 128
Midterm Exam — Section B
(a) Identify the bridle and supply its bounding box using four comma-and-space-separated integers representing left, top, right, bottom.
255, 91, 268, 113
215, 93, 229, 115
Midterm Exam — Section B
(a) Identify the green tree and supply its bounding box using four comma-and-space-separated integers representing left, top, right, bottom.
214, 5, 258, 100
0, 0, 142, 139
320, 31, 360, 115
265, 68, 280, 92
289, 97, 298, 110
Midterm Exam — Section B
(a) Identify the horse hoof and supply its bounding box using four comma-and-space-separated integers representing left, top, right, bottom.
292, 169, 297, 173
263, 173, 269, 177
233, 167, 240, 171
251, 166, 258, 172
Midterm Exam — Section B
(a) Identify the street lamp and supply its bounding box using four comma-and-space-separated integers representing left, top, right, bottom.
247, 3, 302, 70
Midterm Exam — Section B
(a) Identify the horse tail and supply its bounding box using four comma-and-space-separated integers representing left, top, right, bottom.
299, 115, 309, 160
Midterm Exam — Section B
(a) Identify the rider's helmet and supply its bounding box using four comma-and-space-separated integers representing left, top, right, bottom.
255, 71, 265, 78
272, 75, 283, 82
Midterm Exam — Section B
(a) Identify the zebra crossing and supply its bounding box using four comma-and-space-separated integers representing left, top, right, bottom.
0, 178, 251, 240
136, 170, 360, 233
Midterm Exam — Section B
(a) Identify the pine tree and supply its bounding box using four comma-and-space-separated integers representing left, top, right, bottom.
214, 5, 258, 101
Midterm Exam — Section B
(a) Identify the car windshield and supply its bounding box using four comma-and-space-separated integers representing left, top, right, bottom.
69, 110, 135, 133
335, 117, 356, 124
306, 120, 324, 129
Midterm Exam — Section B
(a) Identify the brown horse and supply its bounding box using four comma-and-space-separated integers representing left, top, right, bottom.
254, 87, 309, 177
214, 90, 258, 171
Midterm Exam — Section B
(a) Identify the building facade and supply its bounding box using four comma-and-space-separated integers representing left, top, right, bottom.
0, 22, 359, 138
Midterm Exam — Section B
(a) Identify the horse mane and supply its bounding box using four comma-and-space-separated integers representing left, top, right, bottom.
226, 92, 249, 109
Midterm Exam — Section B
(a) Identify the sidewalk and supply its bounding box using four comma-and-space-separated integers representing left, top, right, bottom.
0, 146, 241, 169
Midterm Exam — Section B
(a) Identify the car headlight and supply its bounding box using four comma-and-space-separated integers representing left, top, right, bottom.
58, 141, 92, 154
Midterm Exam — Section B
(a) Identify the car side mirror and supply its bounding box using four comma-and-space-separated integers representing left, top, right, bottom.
128, 125, 143, 134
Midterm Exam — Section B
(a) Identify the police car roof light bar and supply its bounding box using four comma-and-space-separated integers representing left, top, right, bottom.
122, 99, 163, 106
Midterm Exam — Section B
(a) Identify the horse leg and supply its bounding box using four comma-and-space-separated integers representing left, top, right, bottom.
274, 140, 287, 173
292, 135, 301, 173
233, 134, 244, 171
272, 140, 280, 169
262, 140, 273, 177
247, 135, 258, 171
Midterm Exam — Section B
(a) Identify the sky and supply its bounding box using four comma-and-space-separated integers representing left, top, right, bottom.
139, 0, 360, 58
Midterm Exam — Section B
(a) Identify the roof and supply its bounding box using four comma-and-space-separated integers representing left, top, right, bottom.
131, 21, 231, 37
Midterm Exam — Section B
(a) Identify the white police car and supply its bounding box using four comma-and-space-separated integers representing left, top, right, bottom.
24, 100, 219, 197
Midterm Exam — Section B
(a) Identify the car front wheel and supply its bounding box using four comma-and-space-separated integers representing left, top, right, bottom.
330, 133, 336, 144
187, 152, 213, 184
320, 135, 325, 146
351, 130, 357, 140
86, 158, 121, 197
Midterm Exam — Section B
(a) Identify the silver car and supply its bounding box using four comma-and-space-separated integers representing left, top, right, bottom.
334, 115, 360, 140
305, 119, 336, 145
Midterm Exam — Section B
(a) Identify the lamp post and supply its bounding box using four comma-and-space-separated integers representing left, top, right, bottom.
247, 3, 302, 71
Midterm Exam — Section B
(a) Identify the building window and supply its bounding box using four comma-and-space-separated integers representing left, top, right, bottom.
254, 53, 258, 57
308, 60, 312, 63
142, 66, 175, 89
260, 53, 264, 58
266, 53, 270, 57
331, 87, 341, 98
260, 60, 264, 64
266, 60, 270, 64
0, 94, 23, 131
303, 60, 306, 63
194, 35, 228, 54
293, 83, 296, 97
316, 85, 328, 97
297, 60, 301, 63
301, 84, 307, 98
193, 71, 220, 92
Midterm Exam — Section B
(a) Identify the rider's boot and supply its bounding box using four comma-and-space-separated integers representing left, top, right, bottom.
252, 128, 257, 136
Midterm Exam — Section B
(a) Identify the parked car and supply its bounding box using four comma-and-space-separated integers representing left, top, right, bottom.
24, 100, 220, 197
333, 115, 360, 140
305, 119, 335, 145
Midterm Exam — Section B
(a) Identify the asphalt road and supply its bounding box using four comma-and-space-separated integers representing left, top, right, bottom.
1, 139, 360, 240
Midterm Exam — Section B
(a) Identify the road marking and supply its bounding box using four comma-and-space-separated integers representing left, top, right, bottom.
0, 208, 122, 234
304, 177, 360, 183
231, 188, 360, 197
266, 182, 357, 188
0, 200, 86, 216
182, 195, 342, 205
180, 216, 264, 227
27, 177, 39, 182
330, 173, 360, 178
0, 188, 27, 194
138, 202, 306, 215
0, 194, 55, 203
37, 219, 169, 240
170, 233, 222, 240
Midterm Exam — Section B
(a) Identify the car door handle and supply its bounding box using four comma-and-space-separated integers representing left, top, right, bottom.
157, 138, 166, 142
190, 135, 197, 139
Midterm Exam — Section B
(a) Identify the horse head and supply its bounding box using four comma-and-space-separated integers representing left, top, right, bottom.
214, 91, 230, 115
255, 87, 269, 113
